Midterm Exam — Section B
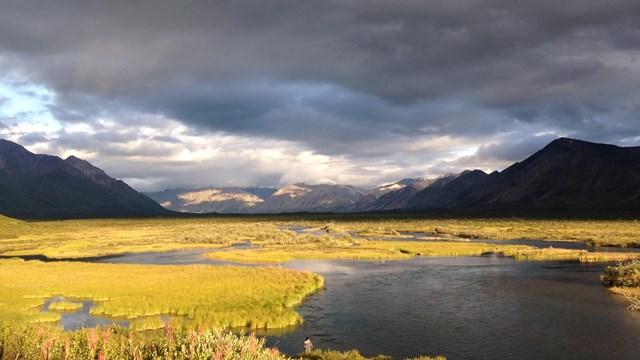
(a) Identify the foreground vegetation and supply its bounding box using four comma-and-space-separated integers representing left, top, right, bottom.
0, 259, 323, 330
0, 322, 445, 360
0, 322, 285, 360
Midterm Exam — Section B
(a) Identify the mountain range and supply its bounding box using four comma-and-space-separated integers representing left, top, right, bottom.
146, 138, 640, 214
1, 137, 639, 219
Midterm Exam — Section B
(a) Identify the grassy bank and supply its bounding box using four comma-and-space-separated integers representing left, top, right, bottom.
0, 259, 323, 330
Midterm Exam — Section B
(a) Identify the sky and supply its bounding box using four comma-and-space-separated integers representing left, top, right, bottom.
1, 1, 639, 191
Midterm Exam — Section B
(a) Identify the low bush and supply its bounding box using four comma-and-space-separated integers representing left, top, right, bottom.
601, 260, 640, 287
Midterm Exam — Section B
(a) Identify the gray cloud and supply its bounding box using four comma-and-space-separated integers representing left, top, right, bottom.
1, 1, 640, 189
17, 132, 48, 145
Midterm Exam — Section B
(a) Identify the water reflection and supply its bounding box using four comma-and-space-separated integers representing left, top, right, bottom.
268, 256, 640, 360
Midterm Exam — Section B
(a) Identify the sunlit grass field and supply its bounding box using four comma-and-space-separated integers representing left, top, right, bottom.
3, 215, 640, 261
206, 239, 533, 263
283, 217, 640, 247
0, 258, 323, 330
0, 215, 290, 258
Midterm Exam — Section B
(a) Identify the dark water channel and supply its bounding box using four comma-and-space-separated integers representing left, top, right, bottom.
34, 233, 640, 359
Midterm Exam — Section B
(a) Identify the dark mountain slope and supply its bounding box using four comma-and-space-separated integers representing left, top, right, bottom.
408, 171, 490, 210
409, 138, 640, 211
467, 138, 640, 210
0, 139, 169, 219
366, 179, 433, 211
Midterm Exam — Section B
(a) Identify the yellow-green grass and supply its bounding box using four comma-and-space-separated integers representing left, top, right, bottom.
0, 215, 300, 259
3, 215, 640, 261
0, 259, 323, 330
579, 252, 640, 263
206, 240, 533, 264
208, 238, 640, 264
608, 287, 640, 297
281, 218, 640, 247
505, 248, 640, 262
46, 301, 83, 312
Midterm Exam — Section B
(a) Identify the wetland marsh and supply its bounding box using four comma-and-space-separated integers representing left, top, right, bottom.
1, 214, 640, 359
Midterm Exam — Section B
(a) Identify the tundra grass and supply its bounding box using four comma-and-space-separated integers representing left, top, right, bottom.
0, 215, 298, 259
3, 215, 640, 260
284, 218, 640, 247
46, 301, 83, 312
209, 238, 640, 264
0, 259, 323, 330
206, 239, 533, 264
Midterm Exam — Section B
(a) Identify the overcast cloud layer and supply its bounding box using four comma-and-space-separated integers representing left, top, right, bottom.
1, 0, 639, 191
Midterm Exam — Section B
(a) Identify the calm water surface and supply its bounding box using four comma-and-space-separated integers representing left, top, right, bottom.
269, 256, 640, 360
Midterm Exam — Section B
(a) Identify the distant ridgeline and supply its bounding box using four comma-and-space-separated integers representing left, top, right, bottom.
146, 138, 640, 215
0, 139, 170, 219
2, 137, 640, 220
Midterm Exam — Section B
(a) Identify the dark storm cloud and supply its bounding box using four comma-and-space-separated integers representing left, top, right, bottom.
17, 132, 48, 145
474, 134, 559, 163
1, 0, 640, 165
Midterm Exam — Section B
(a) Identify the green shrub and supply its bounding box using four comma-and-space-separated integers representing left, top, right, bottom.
601, 260, 640, 287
